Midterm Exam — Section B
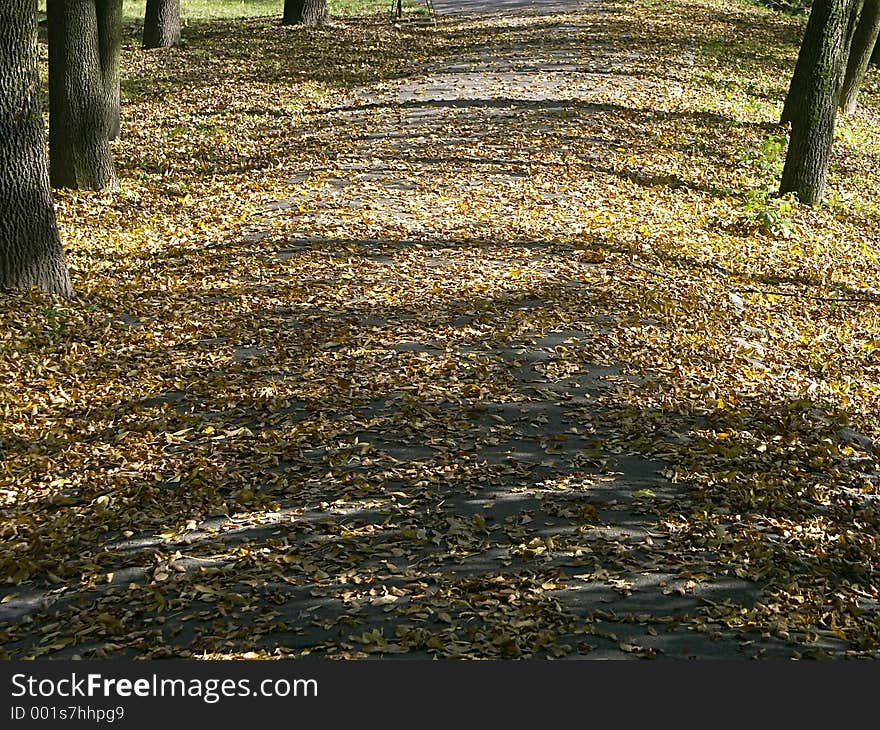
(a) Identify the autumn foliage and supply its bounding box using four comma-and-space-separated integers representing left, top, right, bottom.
2, 1, 880, 658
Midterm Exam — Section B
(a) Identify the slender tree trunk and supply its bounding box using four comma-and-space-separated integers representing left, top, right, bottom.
283, 0, 329, 26
47, 0, 117, 191
0, 0, 73, 296
143, 0, 180, 49
872, 31, 880, 63
840, 0, 880, 112
96, 0, 122, 139
780, 0, 864, 204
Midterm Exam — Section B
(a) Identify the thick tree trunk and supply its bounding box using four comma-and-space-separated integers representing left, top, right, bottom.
782, 0, 862, 126
143, 0, 180, 49
0, 0, 73, 297
283, 0, 329, 26
47, 0, 117, 191
840, 0, 880, 112
779, 0, 863, 204
96, 0, 122, 139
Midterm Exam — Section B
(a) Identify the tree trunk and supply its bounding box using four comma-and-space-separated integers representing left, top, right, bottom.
872, 30, 880, 63
96, 0, 122, 139
283, 0, 329, 26
781, 0, 862, 126
0, 0, 73, 297
143, 0, 180, 49
840, 0, 880, 112
779, 0, 863, 204
47, 0, 117, 191
781, 31, 812, 125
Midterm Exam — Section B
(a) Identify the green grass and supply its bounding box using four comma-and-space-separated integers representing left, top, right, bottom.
139, 0, 287, 20
38, 0, 421, 24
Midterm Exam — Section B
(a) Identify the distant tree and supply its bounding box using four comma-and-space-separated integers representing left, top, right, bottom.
1, 0, 73, 296
283, 0, 329, 26
96, 0, 122, 139
840, 0, 880, 112
47, 0, 117, 190
143, 0, 180, 48
779, 0, 863, 204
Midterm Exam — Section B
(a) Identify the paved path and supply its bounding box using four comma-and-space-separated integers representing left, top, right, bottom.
1, 0, 848, 660
253, 0, 805, 658
431, 0, 595, 15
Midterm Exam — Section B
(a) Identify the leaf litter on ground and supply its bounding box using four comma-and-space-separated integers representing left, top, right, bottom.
2, 0, 880, 658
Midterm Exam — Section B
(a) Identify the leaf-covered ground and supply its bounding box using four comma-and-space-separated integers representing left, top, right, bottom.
3, 0, 880, 659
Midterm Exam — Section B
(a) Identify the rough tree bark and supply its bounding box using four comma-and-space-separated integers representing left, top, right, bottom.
781, 0, 862, 126
96, 0, 122, 139
143, 0, 180, 49
779, 0, 863, 204
840, 0, 880, 112
283, 0, 329, 26
47, 0, 117, 190
0, 0, 73, 296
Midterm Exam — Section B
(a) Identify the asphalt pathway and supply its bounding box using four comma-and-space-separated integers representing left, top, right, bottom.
0, 0, 849, 660
431, 0, 594, 15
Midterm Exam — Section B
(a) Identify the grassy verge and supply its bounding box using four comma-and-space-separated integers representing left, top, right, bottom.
38, 0, 427, 23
